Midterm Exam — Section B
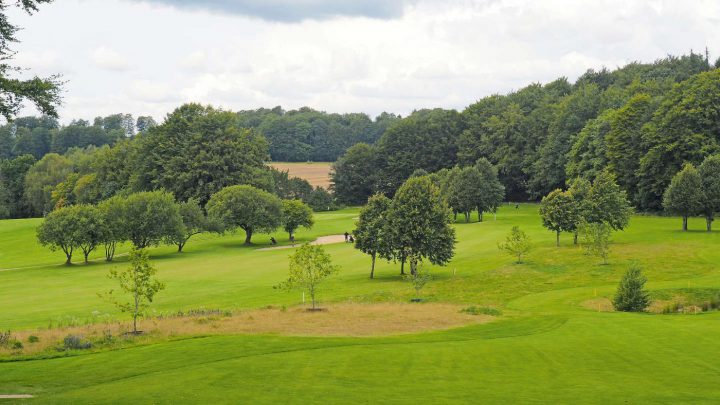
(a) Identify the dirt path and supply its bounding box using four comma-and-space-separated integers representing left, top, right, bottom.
0, 395, 34, 399
257, 234, 347, 251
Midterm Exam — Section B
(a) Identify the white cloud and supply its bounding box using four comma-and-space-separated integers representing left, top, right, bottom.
92, 46, 132, 71
8, 0, 720, 123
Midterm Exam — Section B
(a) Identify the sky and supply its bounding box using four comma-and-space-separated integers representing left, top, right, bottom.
8, 0, 720, 123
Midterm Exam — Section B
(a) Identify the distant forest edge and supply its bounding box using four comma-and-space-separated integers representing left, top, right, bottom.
0, 52, 718, 219
332, 52, 720, 210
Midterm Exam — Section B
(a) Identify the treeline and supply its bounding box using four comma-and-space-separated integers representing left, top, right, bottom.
37, 186, 316, 264
332, 52, 720, 210
236, 107, 400, 161
0, 104, 334, 219
0, 114, 157, 160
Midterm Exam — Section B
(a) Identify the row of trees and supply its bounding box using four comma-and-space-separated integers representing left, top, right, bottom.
353, 176, 456, 279
332, 53, 720, 210
663, 155, 720, 231
539, 171, 633, 246
37, 188, 315, 264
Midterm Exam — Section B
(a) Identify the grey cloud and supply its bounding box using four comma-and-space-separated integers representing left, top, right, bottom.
131, 0, 410, 22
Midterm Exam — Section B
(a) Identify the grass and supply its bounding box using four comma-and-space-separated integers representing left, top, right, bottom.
2, 204, 720, 402
268, 161, 333, 188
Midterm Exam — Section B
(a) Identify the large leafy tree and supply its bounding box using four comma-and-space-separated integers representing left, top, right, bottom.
37, 204, 101, 264
353, 193, 392, 279
134, 104, 271, 206
447, 166, 481, 223
699, 155, 720, 232
97, 195, 127, 261
123, 191, 184, 248
663, 163, 704, 231
474, 158, 505, 221
585, 170, 633, 231
0, 0, 62, 121
331, 143, 378, 205
206, 185, 282, 245
0, 154, 34, 217
539, 189, 578, 246
386, 176, 455, 276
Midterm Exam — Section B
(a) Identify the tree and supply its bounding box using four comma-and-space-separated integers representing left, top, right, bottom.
280, 199, 314, 240
474, 158, 505, 221
0, 154, 35, 218
206, 185, 282, 245
124, 191, 184, 248
172, 198, 209, 252
386, 176, 455, 277
539, 189, 578, 246
0, 0, 62, 121
275, 244, 339, 310
663, 164, 703, 231
133, 104, 271, 206
498, 226, 532, 264
331, 143, 378, 205
97, 196, 127, 261
586, 171, 633, 231
447, 166, 481, 222
567, 177, 592, 244
580, 221, 612, 265
699, 155, 720, 232
353, 193, 392, 279
613, 265, 650, 312
36, 204, 99, 264
73, 204, 104, 263
107, 248, 165, 334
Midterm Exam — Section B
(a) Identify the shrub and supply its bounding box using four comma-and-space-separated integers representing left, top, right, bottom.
0, 330, 10, 346
498, 226, 532, 264
613, 265, 650, 312
461, 306, 503, 316
11, 340, 23, 349
27, 335, 39, 343
63, 334, 92, 350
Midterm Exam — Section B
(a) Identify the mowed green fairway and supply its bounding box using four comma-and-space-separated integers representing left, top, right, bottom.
2, 205, 720, 403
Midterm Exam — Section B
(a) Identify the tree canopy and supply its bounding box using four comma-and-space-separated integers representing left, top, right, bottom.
206, 185, 282, 245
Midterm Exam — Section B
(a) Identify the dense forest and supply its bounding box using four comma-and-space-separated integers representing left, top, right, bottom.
332, 52, 720, 210
236, 107, 400, 161
1, 52, 718, 219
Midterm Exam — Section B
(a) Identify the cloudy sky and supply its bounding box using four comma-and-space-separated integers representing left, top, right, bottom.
9, 0, 720, 123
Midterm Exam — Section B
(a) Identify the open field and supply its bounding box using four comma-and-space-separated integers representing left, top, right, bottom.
268, 162, 333, 189
2, 205, 720, 402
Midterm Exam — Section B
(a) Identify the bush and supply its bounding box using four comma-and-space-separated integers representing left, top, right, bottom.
0, 330, 10, 346
63, 334, 92, 350
11, 340, 23, 349
461, 306, 503, 316
613, 266, 650, 312
27, 335, 39, 343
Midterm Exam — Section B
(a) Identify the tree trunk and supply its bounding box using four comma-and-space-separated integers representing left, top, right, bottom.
84, 251, 90, 263
177, 242, 184, 253
465, 212, 470, 223
400, 258, 406, 275
707, 216, 713, 232
64, 248, 72, 265
453, 212, 457, 221
244, 228, 253, 245
479, 211, 483, 222
370, 253, 376, 279
133, 290, 139, 334
556, 231, 560, 247
410, 257, 418, 276
105, 242, 116, 262
682, 216, 688, 231
573, 231, 578, 245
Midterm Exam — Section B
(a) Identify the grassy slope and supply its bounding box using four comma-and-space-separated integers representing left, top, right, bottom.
2, 205, 720, 403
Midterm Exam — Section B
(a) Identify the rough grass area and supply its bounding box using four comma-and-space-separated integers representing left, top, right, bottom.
268, 162, 332, 188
